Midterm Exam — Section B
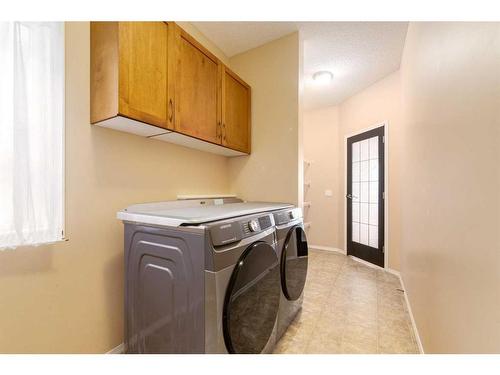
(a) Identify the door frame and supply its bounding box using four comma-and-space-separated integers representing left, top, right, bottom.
343, 121, 389, 269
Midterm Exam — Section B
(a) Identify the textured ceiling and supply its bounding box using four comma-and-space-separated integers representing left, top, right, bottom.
301, 22, 408, 109
193, 22, 299, 57
192, 22, 408, 109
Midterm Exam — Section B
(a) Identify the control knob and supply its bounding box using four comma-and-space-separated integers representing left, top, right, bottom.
248, 219, 259, 232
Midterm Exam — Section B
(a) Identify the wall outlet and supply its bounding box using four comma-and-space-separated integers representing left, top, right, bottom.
324, 189, 333, 197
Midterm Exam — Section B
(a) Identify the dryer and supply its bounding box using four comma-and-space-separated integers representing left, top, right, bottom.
118, 198, 293, 354
273, 207, 309, 340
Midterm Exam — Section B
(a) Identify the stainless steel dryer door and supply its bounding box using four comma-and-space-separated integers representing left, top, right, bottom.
223, 241, 280, 353
281, 226, 309, 301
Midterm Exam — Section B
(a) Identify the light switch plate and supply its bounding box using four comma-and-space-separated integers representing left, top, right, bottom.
324, 189, 333, 197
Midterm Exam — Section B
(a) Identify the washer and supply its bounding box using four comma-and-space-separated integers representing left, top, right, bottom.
273, 207, 309, 340
118, 198, 293, 354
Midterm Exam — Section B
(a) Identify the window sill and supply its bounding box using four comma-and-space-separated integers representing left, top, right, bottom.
0, 237, 69, 251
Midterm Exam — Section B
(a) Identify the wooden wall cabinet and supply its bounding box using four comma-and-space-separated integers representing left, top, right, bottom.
90, 21, 251, 157
91, 21, 175, 130
174, 26, 220, 145
221, 66, 251, 153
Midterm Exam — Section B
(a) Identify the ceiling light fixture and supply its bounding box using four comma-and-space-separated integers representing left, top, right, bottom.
312, 70, 333, 85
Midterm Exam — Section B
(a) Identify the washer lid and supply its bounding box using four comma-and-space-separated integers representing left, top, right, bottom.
117, 201, 293, 227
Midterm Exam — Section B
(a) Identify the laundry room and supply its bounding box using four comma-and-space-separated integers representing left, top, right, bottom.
1, 1, 500, 374
0, 20, 302, 354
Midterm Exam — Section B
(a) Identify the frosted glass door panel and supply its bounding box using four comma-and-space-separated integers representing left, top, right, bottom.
352, 222, 360, 242
360, 139, 369, 160
352, 202, 360, 222
360, 223, 369, 245
352, 162, 360, 182
360, 203, 369, 224
369, 137, 378, 159
360, 161, 369, 181
360, 182, 369, 203
352, 182, 360, 202
369, 160, 378, 181
351, 135, 380, 248
369, 225, 378, 248
369, 182, 378, 203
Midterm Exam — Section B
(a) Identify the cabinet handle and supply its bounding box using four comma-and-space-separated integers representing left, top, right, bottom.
168, 99, 173, 124
216, 121, 221, 140
222, 123, 226, 142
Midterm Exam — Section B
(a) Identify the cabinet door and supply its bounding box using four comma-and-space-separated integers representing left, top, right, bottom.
175, 27, 220, 144
222, 67, 251, 153
118, 22, 173, 129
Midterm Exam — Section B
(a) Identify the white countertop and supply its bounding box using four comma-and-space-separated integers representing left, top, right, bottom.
117, 201, 293, 227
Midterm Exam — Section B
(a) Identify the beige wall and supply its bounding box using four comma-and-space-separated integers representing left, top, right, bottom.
303, 71, 402, 270
228, 33, 301, 205
303, 106, 341, 248
399, 22, 500, 353
0, 22, 231, 353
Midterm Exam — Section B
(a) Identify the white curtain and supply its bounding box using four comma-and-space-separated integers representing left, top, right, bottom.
0, 22, 64, 249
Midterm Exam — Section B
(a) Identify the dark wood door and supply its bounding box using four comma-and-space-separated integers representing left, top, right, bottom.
346, 126, 385, 267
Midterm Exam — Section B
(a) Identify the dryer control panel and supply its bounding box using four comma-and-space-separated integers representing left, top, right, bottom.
273, 207, 302, 225
209, 213, 275, 247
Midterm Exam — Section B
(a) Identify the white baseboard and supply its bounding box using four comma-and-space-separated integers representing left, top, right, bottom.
348, 254, 384, 270
398, 275, 425, 354
309, 245, 346, 254
385, 267, 401, 277
347, 255, 400, 276
106, 342, 125, 354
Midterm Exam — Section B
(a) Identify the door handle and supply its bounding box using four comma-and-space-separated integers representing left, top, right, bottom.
168, 99, 173, 124
216, 121, 221, 141
346, 194, 358, 200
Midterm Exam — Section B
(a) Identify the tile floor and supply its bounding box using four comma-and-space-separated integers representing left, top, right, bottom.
274, 249, 420, 354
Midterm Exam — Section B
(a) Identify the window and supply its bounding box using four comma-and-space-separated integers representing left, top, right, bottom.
0, 22, 64, 249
